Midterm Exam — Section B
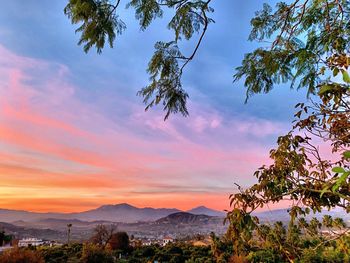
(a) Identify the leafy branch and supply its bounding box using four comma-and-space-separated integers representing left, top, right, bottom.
65, 0, 215, 119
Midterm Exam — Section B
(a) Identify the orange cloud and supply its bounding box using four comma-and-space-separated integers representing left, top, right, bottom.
0, 44, 283, 212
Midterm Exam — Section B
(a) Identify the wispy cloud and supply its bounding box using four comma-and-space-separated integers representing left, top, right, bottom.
0, 44, 287, 212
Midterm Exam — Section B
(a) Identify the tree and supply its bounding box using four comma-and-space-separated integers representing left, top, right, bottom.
225, 0, 350, 259
230, 0, 350, 208
108, 231, 130, 251
67, 223, 72, 244
64, 0, 214, 119
0, 230, 5, 247
90, 224, 117, 248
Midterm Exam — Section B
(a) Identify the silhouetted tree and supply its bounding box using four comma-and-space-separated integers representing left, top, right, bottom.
108, 231, 129, 251
67, 223, 72, 244
0, 230, 5, 247
90, 224, 117, 248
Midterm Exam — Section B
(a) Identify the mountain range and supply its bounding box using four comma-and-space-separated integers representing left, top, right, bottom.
0, 203, 225, 224
1, 204, 348, 242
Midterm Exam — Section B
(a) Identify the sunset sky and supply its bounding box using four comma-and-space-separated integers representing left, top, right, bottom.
0, 1, 306, 212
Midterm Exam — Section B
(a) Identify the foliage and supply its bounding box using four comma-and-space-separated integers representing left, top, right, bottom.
127, 243, 214, 262
40, 243, 83, 263
65, 0, 214, 119
108, 231, 130, 251
0, 248, 45, 263
226, 0, 350, 260
90, 224, 117, 248
81, 243, 114, 263
36, 241, 214, 262
64, 0, 126, 54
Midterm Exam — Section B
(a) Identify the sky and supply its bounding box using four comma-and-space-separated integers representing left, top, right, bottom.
0, 1, 306, 213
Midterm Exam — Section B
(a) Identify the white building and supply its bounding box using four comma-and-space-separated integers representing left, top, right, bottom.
18, 238, 45, 247
162, 237, 174, 246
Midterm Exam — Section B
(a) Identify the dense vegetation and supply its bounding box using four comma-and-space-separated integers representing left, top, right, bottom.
0, 220, 349, 262
0, 242, 214, 263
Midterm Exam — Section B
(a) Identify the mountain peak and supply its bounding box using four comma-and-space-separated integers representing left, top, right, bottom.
114, 203, 135, 208
98, 203, 136, 210
187, 206, 225, 217
192, 205, 208, 210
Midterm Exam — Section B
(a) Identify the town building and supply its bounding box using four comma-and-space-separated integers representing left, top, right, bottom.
18, 238, 45, 247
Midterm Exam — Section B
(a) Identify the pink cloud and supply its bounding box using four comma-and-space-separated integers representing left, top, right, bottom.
0, 44, 286, 212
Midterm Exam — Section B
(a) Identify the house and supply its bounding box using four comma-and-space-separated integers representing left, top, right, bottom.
18, 238, 45, 247
162, 236, 174, 246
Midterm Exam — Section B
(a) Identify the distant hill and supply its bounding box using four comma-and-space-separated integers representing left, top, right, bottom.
187, 206, 225, 217
68, 203, 181, 223
0, 203, 226, 224
0, 204, 180, 223
156, 212, 213, 224
0, 222, 62, 240
0, 209, 64, 223
253, 209, 291, 223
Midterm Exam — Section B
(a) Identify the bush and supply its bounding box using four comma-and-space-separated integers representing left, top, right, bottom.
141, 246, 155, 257
40, 243, 83, 263
0, 248, 45, 263
108, 232, 129, 251
80, 243, 114, 263
322, 247, 345, 263
247, 249, 285, 263
299, 248, 323, 263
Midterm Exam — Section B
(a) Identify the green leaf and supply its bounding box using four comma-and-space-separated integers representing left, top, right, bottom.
333, 68, 339, 77
332, 172, 350, 192
342, 70, 350, 83
343, 151, 350, 159
318, 85, 332, 95
332, 167, 345, 173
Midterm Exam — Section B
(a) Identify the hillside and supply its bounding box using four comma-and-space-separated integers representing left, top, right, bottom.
0, 204, 220, 223
0, 222, 64, 241
187, 206, 225, 217
156, 212, 214, 224
68, 203, 181, 222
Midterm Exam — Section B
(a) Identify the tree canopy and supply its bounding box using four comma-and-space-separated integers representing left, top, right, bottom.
227, 0, 350, 259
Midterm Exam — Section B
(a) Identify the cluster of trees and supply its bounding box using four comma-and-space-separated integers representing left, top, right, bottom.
212, 216, 349, 262
0, 235, 213, 263
0, 221, 349, 262
0, 223, 214, 262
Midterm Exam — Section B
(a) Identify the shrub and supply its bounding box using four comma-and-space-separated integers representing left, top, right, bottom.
247, 249, 285, 263
108, 232, 129, 251
0, 248, 45, 263
80, 243, 114, 263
